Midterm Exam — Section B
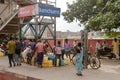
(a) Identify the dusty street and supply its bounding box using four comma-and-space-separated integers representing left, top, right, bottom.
0, 57, 120, 80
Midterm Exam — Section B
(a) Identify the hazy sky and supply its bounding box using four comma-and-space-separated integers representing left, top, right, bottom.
56, 0, 84, 32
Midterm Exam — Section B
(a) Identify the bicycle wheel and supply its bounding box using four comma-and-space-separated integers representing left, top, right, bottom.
90, 56, 101, 69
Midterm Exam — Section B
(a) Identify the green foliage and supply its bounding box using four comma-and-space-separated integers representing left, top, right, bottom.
101, 32, 120, 38
62, 0, 120, 34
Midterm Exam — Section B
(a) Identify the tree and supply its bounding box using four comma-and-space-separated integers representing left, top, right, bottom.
62, 0, 120, 37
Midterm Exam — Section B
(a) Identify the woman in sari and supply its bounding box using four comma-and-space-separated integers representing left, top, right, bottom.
74, 42, 83, 76
35, 39, 44, 68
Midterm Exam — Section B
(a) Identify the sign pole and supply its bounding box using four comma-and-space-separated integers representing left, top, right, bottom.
19, 18, 22, 39
54, 0, 57, 46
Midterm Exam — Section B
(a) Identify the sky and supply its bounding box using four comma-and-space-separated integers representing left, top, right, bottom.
55, 0, 85, 32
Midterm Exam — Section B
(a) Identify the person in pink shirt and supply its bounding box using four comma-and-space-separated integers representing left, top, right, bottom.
35, 39, 44, 68
55, 41, 62, 66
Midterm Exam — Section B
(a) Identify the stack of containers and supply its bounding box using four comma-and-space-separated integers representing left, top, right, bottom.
42, 55, 53, 67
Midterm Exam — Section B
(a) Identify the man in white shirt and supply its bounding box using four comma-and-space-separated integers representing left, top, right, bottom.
73, 40, 78, 47
96, 41, 101, 58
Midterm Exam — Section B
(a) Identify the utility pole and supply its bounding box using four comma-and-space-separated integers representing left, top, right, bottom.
84, 29, 88, 69
80, 30, 88, 69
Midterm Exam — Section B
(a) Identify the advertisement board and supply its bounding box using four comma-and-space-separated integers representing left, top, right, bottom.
18, 4, 38, 18
39, 6, 60, 17
18, 4, 61, 17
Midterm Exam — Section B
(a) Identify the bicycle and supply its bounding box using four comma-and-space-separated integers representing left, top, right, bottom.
88, 53, 101, 69
71, 47, 101, 69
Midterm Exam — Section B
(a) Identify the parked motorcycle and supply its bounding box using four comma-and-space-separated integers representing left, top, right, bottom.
99, 47, 116, 59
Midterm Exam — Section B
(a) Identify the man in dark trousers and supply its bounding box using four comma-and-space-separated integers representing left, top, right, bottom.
7, 37, 16, 67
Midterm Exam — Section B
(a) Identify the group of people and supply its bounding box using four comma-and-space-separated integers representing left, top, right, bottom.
95, 40, 108, 58
7, 37, 23, 67
55, 39, 83, 76
4, 37, 84, 76
95, 38, 120, 59
6, 37, 44, 68
4, 37, 120, 76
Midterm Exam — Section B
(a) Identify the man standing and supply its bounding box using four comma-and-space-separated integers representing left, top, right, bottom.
112, 38, 120, 59
96, 41, 101, 58
102, 41, 108, 51
73, 40, 78, 48
7, 37, 16, 67
15, 38, 22, 66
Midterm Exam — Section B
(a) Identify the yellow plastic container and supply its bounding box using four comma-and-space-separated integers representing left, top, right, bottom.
42, 56, 53, 68
64, 58, 70, 65
0, 52, 4, 57
48, 60, 53, 67
43, 56, 48, 61
56, 59, 59, 67
42, 63, 48, 67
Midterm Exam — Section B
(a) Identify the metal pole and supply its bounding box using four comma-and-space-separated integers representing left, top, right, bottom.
54, 0, 57, 46
19, 18, 22, 39
19, 18, 24, 39
34, 17, 38, 39
55, 0, 56, 6
54, 18, 56, 46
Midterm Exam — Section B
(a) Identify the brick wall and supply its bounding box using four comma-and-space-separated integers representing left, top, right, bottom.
46, 39, 113, 54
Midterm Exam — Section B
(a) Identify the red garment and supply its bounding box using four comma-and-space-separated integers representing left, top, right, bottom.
35, 42, 44, 53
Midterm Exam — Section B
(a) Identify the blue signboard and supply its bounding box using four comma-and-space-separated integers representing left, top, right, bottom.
39, 6, 61, 17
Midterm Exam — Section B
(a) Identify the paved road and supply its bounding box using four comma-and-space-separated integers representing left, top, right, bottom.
0, 56, 120, 80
